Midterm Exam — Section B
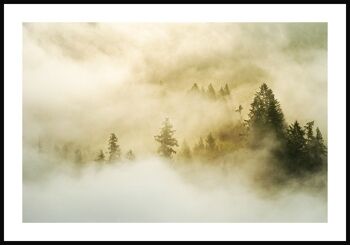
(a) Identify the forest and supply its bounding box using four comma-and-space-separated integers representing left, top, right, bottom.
34, 82, 327, 188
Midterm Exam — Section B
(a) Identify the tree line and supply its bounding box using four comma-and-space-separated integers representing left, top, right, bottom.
155, 83, 327, 178
35, 83, 327, 179
189, 82, 231, 100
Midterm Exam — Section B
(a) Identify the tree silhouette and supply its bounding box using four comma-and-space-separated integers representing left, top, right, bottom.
315, 127, 327, 156
190, 83, 200, 93
314, 127, 327, 170
219, 87, 226, 97
247, 83, 286, 144
235, 105, 243, 122
95, 150, 105, 162
126, 150, 135, 161
205, 133, 217, 151
305, 121, 315, 142
154, 118, 179, 158
108, 133, 121, 162
207, 84, 216, 100
285, 121, 307, 175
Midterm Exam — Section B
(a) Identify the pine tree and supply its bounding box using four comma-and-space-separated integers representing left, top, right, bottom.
190, 83, 199, 92
305, 121, 315, 142
315, 127, 327, 156
126, 150, 135, 161
108, 133, 121, 162
154, 118, 179, 158
219, 87, 226, 97
301, 122, 327, 172
314, 127, 327, 171
205, 133, 217, 151
235, 105, 243, 122
247, 83, 286, 141
95, 150, 105, 162
285, 121, 307, 175
207, 84, 216, 100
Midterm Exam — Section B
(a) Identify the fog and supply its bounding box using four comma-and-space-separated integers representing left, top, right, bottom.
23, 151, 326, 222
23, 23, 327, 222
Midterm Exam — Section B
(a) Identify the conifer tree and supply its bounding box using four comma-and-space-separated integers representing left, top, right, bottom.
285, 121, 307, 174
108, 133, 121, 162
190, 83, 199, 92
206, 133, 217, 151
219, 87, 226, 97
305, 121, 315, 143
126, 150, 135, 161
302, 122, 327, 171
247, 83, 286, 141
95, 150, 105, 162
154, 118, 179, 158
207, 84, 216, 100
315, 127, 327, 156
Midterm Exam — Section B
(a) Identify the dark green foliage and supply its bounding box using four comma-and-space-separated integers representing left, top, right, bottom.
305, 121, 315, 142
284, 121, 327, 175
108, 133, 121, 162
314, 127, 327, 169
154, 118, 179, 158
247, 83, 286, 145
285, 121, 307, 175
315, 128, 327, 155
304, 123, 327, 171
247, 83, 327, 179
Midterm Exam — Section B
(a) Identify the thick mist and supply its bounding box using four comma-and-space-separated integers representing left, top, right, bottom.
23, 151, 326, 222
23, 23, 327, 222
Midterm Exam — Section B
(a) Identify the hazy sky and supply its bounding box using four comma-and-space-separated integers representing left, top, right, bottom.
23, 23, 327, 153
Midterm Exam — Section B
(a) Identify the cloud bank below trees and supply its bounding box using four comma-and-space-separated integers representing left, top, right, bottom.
23, 151, 326, 222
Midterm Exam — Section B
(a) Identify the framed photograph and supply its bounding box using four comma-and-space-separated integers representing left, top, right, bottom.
4, 3, 346, 241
